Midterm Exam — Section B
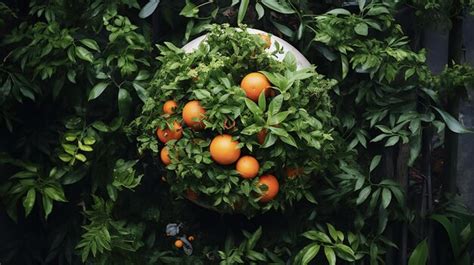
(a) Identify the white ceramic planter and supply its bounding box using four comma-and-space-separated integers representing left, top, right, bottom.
181, 28, 311, 70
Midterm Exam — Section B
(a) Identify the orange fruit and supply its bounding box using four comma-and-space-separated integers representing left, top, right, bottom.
160, 147, 171, 165
236, 156, 260, 179
258, 33, 271, 49
240, 72, 271, 101
257, 129, 267, 145
286, 167, 303, 179
257, 174, 279, 202
175, 240, 184, 248
188, 236, 195, 241
163, 100, 178, 114
210, 134, 241, 165
183, 100, 206, 130
156, 121, 183, 143
186, 189, 199, 201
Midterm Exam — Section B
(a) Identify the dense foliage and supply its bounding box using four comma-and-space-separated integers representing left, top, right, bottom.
1, 0, 474, 265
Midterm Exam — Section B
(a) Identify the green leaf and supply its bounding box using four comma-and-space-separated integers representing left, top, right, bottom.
261, 0, 295, 14
75, 153, 87, 162
268, 95, 283, 115
268, 111, 289, 125
431, 214, 459, 255
385, 136, 399, 146
271, 20, 293, 37
367, 6, 390, 16
327, 223, 338, 241
324, 247, 336, 265
42, 195, 53, 219
20, 87, 35, 100
88, 82, 109, 101
132, 82, 148, 103
258, 91, 266, 111
180, 0, 198, 18
326, 8, 351, 15
408, 239, 428, 265
358, 0, 366, 11
303, 230, 332, 243
354, 23, 368, 36
370, 155, 381, 172
118, 88, 132, 119
341, 54, 349, 79
75, 46, 93, 62
381, 188, 392, 208
301, 243, 320, 265
245, 98, 262, 115
433, 106, 473, 133
238, 0, 250, 25
356, 186, 371, 205
246, 227, 262, 250
44, 186, 67, 202
255, 3, 264, 19
79, 39, 100, 51
23, 188, 36, 217
139, 0, 160, 18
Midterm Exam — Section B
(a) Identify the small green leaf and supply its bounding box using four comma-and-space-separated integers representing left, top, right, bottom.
326, 8, 351, 15
381, 188, 392, 208
88, 82, 109, 101
42, 195, 53, 219
255, 3, 264, 19
237, 0, 250, 25
180, 0, 198, 18
44, 186, 67, 202
132, 82, 148, 103
118, 88, 132, 119
354, 23, 368, 36
408, 239, 428, 265
75, 46, 93, 62
370, 155, 381, 172
261, 0, 295, 14
385, 135, 400, 146
324, 247, 336, 265
75, 153, 87, 162
23, 188, 36, 217
433, 106, 473, 133
301, 243, 320, 265
79, 39, 100, 51
245, 98, 262, 115
268, 95, 283, 115
356, 186, 371, 205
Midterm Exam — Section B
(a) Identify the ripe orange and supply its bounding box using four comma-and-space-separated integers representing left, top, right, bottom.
258, 33, 271, 49
256, 129, 267, 145
160, 147, 171, 165
156, 121, 183, 143
210, 134, 241, 165
236, 156, 260, 179
175, 240, 184, 248
286, 167, 304, 179
257, 174, 279, 202
163, 100, 178, 114
183, 100, 206, 130
240, 72, 271, 101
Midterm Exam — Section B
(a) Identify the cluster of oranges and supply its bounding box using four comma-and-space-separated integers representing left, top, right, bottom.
157, 71, 280, 203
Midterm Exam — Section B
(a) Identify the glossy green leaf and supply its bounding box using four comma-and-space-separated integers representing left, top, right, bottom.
261, 0, 295, 14
408, 239, 428, 265
88, 82, 109, 101
237, 0, 249, 25
433, 106, 473, 133
23, 188, 36, 216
